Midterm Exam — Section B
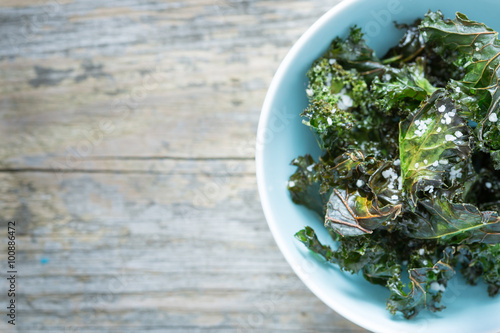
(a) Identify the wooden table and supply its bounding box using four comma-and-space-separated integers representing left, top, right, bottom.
0, 0, 368, 331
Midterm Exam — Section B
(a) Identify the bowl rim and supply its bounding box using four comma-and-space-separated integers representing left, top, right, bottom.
255, 0, 376, 330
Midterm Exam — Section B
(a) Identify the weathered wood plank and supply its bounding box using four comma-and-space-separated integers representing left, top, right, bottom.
0, 0, 328, 161
0, 170, 367, 332
0, 0, 370, 331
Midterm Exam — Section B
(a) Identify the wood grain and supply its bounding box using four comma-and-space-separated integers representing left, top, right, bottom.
0, 0, 369, 331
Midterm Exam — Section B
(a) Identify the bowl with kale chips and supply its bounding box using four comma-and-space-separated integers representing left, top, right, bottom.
256, 0, 500, 332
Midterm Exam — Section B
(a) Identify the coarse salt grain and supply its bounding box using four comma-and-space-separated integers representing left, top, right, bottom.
445, 134, 456, 141
450, 165, 462, 181
338, 94, 353, 110
423, 185, 434, 193
382, 168, 397, 179
430, 282, 446, 293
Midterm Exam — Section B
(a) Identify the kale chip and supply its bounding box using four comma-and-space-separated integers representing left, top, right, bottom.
289, 11, 500, 319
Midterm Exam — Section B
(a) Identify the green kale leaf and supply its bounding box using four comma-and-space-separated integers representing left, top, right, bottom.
294, 226, 336, 260
399, 90, 471, 206
323, 26, 385, 81
387, 254, 455, 319
289, 10, 500, 320
421, 11, 500, 164
372, 58, 436, 114
287, 154, 328, 216
455, 243, 500, 296
324, 188, 401, 237
405, 198, 500, 243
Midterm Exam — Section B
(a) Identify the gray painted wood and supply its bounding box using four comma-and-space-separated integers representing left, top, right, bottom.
0, 0, 369, 331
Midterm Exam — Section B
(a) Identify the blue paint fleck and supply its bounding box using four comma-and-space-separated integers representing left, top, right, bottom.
468, 120, 478, 128
40, 257, 49, 265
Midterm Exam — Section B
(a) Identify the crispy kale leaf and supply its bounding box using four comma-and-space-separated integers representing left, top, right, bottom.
323, 26, 386, 81
289, 11, 500, 320
383, 21, 426, 66
372, 58, 437, 113
287, 154, 327, 216
405, 199, 500, 243
295, 227, 454, 319
421, 11, 500, 165
399, 90, 471, 205
387, 248, 456, 319
383, 20, 464, 85
455, 243, 500, 296
303, 48, 372, 151
303, 28, 399, 157
295, 228, 403, 282
294, 226, 336, 259
325, 188, 401, 237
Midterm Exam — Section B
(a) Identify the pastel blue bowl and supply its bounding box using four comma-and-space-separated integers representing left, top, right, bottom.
256, 0, 500, 332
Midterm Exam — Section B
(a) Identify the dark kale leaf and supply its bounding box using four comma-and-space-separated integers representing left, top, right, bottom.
289, 10, 500, 320
323, 26, 386, 81
421, 11, 500, 166
387, 253, 455, 319
383, 21, 426, 66
406, 198, 500, 243
371, 58, 436, 114
399, 90, 472, 206
455, 243, 500, 296
303, 47, 396, 154
324, 188, 401, 237
287, 154, 328, 216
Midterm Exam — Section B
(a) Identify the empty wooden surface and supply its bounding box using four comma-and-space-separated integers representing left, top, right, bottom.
0, 0, 369, 332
